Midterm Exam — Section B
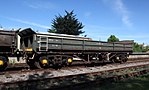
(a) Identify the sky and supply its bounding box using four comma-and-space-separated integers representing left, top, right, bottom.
0, 0, 149, 44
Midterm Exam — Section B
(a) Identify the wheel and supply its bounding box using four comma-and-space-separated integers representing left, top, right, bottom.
61, 56, 73, 66
27, 59, 39, 69
27, 59, 43, 69
34, 61, 42, 69
39, 56, 49, 68
66, 57, 73, 66
119, 54, 127, 63
0, 56, 8, 71
121, 55, 128, 62
111, 58, 116, 63
110, 56, 117, 63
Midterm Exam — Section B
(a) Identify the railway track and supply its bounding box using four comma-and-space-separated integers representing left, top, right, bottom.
2, 56, 149, 72
0, 60, 149, 81
0, 55, 148, 79
0, 56, 149, 90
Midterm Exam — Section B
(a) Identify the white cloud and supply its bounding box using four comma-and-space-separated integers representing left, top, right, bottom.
84, 12, 92, 18
103, 0, 133, 27
25, 1, 56, 10
85, 24, 122, 31
114, 0, 133, 27
5, 17, 50, 29
28, 4, 38, 9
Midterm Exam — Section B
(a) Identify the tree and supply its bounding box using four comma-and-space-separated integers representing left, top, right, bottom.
143, 45, 149, 52
107, 35, 119, 42
48, 10, 84, 35
48, 29, 56, 33
133, 42, 142, 52
133, 42, 149, 52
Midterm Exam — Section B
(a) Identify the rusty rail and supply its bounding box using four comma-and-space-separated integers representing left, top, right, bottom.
0, 60, 149, 90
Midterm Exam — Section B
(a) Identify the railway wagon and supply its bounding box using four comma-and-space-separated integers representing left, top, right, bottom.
18, 28, 133, 69
0, 29, 20, 70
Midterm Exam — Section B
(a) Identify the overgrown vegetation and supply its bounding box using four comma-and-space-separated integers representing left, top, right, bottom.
133, 42, 149, 52
107, 35, 149, 52
98, 75, 149, 90
80, 74, 149, 90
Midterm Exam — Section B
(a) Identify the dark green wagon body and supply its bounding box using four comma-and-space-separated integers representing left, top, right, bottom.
17, 28, 134, 69
18, 28, 133, 53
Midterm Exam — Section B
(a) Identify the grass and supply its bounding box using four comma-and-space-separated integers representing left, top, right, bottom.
52, 74, 149, 90
67, 75, 149, 90
80, 74, 149, 90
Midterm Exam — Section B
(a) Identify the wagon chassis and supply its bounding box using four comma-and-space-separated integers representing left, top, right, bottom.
0, 28, 133, 70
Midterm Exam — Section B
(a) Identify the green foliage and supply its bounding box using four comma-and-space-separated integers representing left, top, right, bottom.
106, 35, 149, 52
48, 10, 84, 35
133, 42, 149, 52
107, 35, 119, 42
48, 29, 56, 33
142, 45, 149, 52
133, 42, 142, 52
